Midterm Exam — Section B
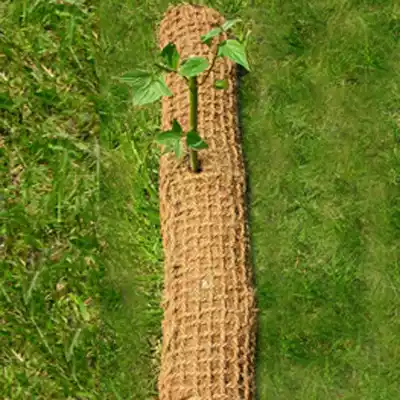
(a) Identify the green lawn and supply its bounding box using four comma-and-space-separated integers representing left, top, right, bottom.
1, 0, 400, 399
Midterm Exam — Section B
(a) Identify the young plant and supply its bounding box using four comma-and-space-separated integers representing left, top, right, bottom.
118, 18, 251, 173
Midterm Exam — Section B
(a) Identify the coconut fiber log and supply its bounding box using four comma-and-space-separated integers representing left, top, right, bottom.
158, 4, 257, 400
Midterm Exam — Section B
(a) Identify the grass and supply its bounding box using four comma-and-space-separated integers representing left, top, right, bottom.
1, 0, 400, 399
1, 0, 162, 398
243, 1, 400, 398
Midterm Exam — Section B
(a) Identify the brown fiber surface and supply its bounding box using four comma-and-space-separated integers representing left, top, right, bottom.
158, 4, 256, 399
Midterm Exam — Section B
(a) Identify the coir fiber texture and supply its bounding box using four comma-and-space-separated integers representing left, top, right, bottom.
158, 4, 256, 399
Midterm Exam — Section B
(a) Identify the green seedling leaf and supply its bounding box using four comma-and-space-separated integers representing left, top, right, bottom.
171, 119, 183, 133
119, 70, 152, 86
161, 42, 180, 70
156, 132, 182, 158
186, 131, 208, 150
201, 27, 223, 46
222, 18, 241, 32
119, 70, 172, 106
215, 78, 229, 90
179, 57, 209, 77
218, 40, 250, 71
160, 142, 174, 154
132, 76, 172, 106
161, 140, 183, 159
155, 131, 181, 145
156, 121, 184, 158
174, 140, 183, 159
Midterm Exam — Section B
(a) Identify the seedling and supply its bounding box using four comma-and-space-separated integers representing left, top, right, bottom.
118, 19, 251, 173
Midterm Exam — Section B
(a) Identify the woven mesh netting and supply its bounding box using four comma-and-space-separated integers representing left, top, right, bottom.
158, 4, 256, 399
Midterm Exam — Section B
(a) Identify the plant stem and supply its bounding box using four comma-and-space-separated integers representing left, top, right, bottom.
154, 62, 176, 74
188, 77, 200, 172
199, 51, 219, 86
